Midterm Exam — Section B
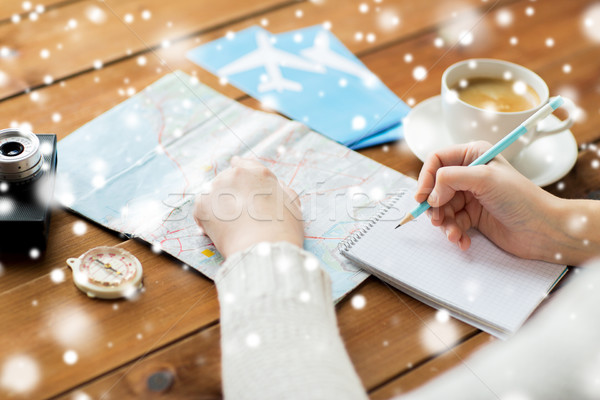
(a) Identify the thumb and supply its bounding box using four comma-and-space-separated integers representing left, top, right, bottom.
428, 165, 491, 207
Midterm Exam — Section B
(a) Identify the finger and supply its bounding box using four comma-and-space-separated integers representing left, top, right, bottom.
446, 191, 466, 212
429, 207, 445, 226
415, 141, 493, 203
454, 209, 474, 233
282, 185, 301, 209
192, 193, 209, 229
457, 232, 472, 250
427, 164, 492, 208
437, 219, 461, 244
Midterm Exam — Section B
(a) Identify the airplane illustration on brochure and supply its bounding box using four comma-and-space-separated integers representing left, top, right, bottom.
217, 31, 376, 93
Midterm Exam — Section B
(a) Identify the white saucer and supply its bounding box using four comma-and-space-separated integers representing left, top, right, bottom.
403, 95, 578, 187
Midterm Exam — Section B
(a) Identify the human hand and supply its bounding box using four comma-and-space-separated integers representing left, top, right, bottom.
193, 157, 304, 258
415, 141, 564, 261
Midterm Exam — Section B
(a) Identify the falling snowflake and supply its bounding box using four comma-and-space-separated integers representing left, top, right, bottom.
50, 269, 65, 283
435, 309, 450, 323
30, 248, 40, 259
91, 175, 106, 189
420, 318, 459, 354
583, 4, 600, 43
351, 294, 366, 309
0, 355, 40, 393
63, 350, 78, 365
304, 257, 319, 271
378, 11, 400, 31
141, 10, 152, 20
299, 291, 311, 302
73, 221, 87, 236
512, 80, 527, 95
445, 90, 459, 104
246, 333, 261, 348
72, 392, 92, 400
86, 6, 107, 24
458, 30, 474, 46
496, 9, 513, 26
412, 66, 427, 81
351, 115, 366, 130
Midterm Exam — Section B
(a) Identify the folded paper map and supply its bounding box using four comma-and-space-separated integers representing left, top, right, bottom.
56, 71, 415, 300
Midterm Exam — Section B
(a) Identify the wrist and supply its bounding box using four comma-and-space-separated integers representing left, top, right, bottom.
221, 227, 303, 259
545, 198, 600, 265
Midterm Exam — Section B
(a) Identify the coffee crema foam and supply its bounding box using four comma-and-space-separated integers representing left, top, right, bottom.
452, 77, 541, 112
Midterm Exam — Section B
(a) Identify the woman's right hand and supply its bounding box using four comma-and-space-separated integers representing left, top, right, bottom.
414, 141, 585, 263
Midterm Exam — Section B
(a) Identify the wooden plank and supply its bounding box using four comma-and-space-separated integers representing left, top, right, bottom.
0, 0, 507, 100
0, 0, 295, 99
56, 277, 477, 398
337, 279, 476, 389
369, 332, 494, 399
0, 239, 220, 399
1, 0, 597, 397
0, 0, 77, 22
2, 0, 597, 151
0, 208, 123, 293
56, 325, 224, 399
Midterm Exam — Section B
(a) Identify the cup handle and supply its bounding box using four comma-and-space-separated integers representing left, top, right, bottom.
533, 97, 575, 137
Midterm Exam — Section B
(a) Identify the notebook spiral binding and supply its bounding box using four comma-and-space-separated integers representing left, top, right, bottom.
338, 191, 408, 253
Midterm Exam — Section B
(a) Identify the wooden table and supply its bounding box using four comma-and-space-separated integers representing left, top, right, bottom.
1, 0, 599, 398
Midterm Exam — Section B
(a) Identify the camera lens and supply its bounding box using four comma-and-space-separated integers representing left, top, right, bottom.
0, 141, 25, 157
0, 129, 43, 182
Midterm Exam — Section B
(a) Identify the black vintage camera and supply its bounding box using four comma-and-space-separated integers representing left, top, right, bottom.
0, 129, 57, 252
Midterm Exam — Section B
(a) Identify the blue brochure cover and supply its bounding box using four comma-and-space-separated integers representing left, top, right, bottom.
187, 25, 409, 149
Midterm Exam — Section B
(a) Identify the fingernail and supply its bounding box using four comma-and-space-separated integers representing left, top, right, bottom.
428, 190, 438, 205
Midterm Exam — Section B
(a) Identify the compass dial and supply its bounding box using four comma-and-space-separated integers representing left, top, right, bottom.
67, 246, 143, 299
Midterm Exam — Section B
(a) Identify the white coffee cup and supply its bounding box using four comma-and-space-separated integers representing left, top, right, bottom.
441, 59, 574, 161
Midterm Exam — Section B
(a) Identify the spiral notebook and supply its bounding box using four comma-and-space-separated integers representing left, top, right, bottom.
339, 191, 568, 339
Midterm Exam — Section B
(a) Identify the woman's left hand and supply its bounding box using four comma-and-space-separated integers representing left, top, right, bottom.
193, 157, 304, 258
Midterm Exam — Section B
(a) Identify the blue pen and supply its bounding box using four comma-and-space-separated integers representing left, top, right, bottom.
395, 95, 565, 228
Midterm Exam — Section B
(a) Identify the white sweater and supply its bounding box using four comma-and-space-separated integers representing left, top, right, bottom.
216, 242, 600, 400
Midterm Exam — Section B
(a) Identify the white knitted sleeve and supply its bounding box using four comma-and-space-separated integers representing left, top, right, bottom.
215, 241, 368, 400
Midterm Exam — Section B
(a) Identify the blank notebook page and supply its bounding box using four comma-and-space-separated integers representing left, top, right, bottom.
340, 192, 567, 337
